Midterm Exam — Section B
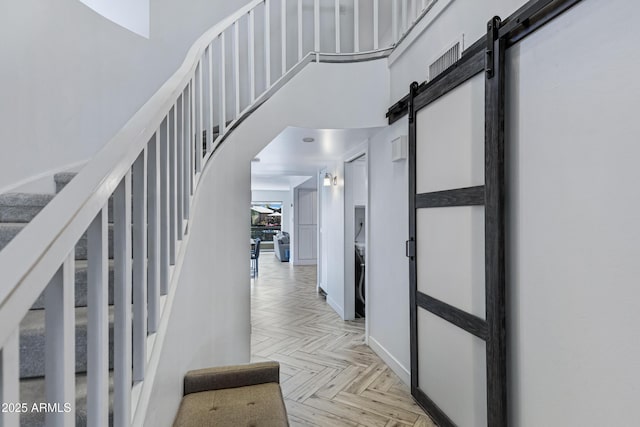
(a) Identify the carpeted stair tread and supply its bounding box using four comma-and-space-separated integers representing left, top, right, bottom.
54, 172, 77, 194
20, 372, 113, 427
0, 193, 55, 223
20, 306, 115, 379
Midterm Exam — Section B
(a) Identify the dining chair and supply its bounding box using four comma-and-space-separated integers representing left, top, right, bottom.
251, 238, 261, 276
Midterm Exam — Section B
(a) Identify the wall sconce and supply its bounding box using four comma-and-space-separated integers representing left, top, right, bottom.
323, 173, 337, 186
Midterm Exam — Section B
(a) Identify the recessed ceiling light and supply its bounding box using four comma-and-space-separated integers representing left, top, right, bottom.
302, 137, 315, 143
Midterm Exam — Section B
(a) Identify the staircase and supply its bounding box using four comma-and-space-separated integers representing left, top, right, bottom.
0, 174, 116, 426
0, 1, 435, 425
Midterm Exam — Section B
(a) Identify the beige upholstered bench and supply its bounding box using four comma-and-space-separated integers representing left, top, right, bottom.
173, 362, 289, 427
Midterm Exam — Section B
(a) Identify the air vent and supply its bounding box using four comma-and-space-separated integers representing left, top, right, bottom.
428, 41, 461, 81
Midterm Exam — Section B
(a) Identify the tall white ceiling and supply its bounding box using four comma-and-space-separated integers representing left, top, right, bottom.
251, 126, 382, 191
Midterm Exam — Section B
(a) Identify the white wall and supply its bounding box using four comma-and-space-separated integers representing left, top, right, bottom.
0, 0, 250, 193
252, 190, 292, 234
145, 58, 389, 424
321, 159, 346, 317
367, 120, 411, 384
144, 143, 252, 426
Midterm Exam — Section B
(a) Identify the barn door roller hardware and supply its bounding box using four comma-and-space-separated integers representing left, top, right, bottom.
486, 16, 502, 78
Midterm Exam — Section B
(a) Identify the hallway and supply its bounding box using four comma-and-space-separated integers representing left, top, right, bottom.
251, 254, 435, 426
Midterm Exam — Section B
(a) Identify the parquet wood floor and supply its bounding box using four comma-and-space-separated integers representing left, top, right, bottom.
251, 254, 436, 427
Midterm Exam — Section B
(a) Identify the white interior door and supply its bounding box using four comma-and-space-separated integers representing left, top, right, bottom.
295, 188, 317, 264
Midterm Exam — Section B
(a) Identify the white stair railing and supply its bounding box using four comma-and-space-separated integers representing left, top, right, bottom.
0, 0, 438, 425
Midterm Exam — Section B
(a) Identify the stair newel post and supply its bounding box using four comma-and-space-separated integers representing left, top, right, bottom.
177, 95, 185, 240
0, 330, 20, 427
44, 253, 76, 427
147, 133, 161, 334
159, 116, 170, 296
113, 170, 132, 427
132, 149, 148, 383
87, 206, 110, 426
169, 106, 178, 266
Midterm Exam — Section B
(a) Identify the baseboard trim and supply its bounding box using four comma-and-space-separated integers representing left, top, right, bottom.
368, 336, 411, 386
326, 295, 344, 320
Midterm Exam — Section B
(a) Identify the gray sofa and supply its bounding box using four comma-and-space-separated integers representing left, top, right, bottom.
173, 362, 289, 427
273, 231, 290, 262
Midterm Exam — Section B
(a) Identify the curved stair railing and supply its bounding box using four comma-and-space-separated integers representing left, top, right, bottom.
0, 0, 436, 425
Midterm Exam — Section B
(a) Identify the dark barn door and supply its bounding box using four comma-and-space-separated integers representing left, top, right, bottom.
384, 2, 585, 425
406, 18, 506, 427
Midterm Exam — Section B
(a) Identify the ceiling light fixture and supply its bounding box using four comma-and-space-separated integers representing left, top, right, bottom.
302, 137, 315, 143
